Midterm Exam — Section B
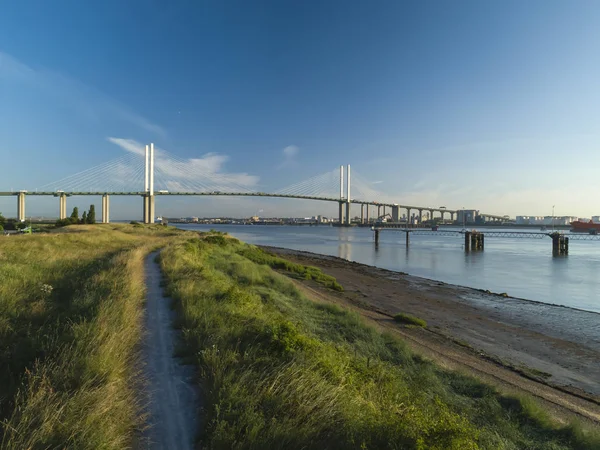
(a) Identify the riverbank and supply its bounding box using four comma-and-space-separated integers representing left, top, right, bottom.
159, 236, 599, 448
2, 226, 599, 448
263, 246, 600, 411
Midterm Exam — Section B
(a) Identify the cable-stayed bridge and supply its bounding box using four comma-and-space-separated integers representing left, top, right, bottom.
2, 143, 508, 224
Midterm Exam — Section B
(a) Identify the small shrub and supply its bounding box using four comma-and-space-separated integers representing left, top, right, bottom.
204, 234, 228, 246
394, 313, 427, 327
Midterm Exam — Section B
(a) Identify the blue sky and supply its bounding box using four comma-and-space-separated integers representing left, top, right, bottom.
2, 1, 600, 219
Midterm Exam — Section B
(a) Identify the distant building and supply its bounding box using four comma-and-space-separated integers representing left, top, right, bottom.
543, 216, 578, 226
516, 215, 577, 225
456, 209, 479, 224
516, 216, 545, 225
592, 216, 600, 223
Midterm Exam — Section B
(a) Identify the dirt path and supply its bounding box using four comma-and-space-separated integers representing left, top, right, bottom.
139, 252, 198, 449
265, 246, 600, 426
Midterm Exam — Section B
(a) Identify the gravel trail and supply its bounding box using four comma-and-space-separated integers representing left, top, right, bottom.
140, 252, 199, 449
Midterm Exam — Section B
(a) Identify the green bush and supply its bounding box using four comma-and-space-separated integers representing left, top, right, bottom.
394, 313, 427, 327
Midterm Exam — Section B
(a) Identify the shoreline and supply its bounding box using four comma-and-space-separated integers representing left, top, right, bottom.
263, 245, 599, 316
262, 245, 600, 403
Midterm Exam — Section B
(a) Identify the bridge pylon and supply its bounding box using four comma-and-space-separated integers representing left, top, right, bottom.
143, 143, 156, 224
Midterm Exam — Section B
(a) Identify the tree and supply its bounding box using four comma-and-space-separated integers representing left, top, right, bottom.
87, 205, 96, 224
55, 218, 71, 228
70, 207, 79, 221
0, 212, 5, 227
81, 211, 88, 224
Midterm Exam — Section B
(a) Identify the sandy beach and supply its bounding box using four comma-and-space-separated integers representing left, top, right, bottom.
264, 246, 600, 424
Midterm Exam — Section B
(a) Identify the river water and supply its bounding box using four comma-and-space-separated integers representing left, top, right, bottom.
175, 224, 600, 314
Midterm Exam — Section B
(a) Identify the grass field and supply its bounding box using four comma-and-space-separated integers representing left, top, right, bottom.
0, 224, 187, 449
160, 235, 600, 450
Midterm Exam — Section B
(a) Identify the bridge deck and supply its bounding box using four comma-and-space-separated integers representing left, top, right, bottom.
373, 228, 599, 240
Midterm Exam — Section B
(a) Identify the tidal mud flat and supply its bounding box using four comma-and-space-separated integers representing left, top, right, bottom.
264, 246, 600, 420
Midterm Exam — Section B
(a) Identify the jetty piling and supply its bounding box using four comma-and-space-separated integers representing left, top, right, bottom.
551, 233, 569, 256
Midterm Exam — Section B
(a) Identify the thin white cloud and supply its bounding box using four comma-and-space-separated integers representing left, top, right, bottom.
283, 145, 299, 158
107, 137, 259, 192
0, 51, 165, 136
107, 137, 147, 156
372, 180, 383, 184
277, 145, 299, 169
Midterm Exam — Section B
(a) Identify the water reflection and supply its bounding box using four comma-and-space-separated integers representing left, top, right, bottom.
176, 224, 600, 313
338, 242, 352, 261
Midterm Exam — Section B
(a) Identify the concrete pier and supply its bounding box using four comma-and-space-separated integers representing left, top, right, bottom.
143, 194, 156, 224
551, 233, 569, 256
345, 164, 351, 225
345, 201, 350, 226
391, 205, 399, 222
59, 193, 67, 220
149, 195, 155, 224
17, 192, 26, 222
102, 194, 110, 223
464, 231, 484, 252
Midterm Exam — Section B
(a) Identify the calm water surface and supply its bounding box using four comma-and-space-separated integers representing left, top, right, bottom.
176, 224, 600, 314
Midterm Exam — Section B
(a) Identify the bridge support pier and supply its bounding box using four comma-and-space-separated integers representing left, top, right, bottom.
150, 195, 155, 224
406, 208, 411, 226
551, 233, 568, 256
143, 194, 155, 224
360, 204, 364, 224
366, 205, 369, 223
450, 212, 455, 222
430, 210, 435, 221
391, 205, 399, 222
17, 192, 26, 222
59, 194, 67, 220
345, 201, 350, 226
338, 201, 344, 225
102, 194, 110, 223
418, 209, 423, 224
143, 195, 150, 224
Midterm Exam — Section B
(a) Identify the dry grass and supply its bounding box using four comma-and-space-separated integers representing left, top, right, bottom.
0, 224, 191, 449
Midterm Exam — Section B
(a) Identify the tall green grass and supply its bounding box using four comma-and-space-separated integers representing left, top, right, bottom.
161, 236, 600, 450
237, 246, 343, 291
0, 224, 188, 448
